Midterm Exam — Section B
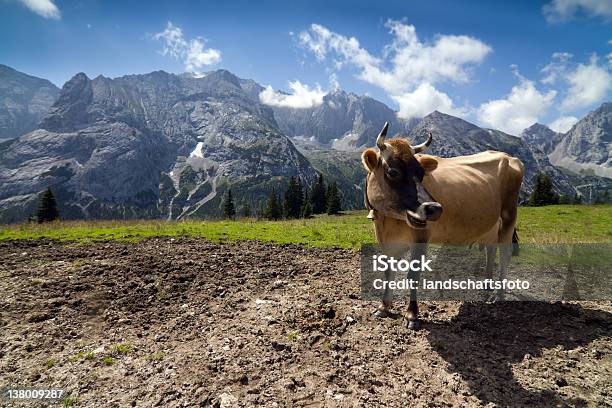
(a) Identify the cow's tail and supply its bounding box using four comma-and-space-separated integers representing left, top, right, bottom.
512, 229, 519, 256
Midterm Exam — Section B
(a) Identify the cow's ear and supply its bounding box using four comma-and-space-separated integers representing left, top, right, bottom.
361, 149, 378, 172
417, 155, 438, 174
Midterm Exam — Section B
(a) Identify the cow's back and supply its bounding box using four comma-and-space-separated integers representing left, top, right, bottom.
421, 151, 523, 244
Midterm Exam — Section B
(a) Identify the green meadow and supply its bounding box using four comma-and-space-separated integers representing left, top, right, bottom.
0, 205, 610, 249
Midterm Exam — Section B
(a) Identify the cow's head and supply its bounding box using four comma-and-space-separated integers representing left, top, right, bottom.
362, 122, 443, 229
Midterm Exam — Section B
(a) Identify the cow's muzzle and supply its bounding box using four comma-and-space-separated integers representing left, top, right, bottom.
406, 202, 443, 229
405, 179, 443, 229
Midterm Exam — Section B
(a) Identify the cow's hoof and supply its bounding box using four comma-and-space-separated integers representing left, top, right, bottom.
407, 319, 420, 330
373, 309, 392, 318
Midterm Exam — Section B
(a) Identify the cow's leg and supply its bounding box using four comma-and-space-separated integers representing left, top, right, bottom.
372, 216, 412, 318
485, 244, 496, 279
495, 243, 513, 301
482, 244, 497, 301
407, 243, 426, 330
496, 208, 518, 301
373, 244, 408, 318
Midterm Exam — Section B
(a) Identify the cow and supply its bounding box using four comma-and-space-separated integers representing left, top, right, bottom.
362, 122, 524, 329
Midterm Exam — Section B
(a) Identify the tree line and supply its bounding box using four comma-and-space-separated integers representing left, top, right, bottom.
221, 174, 342, 219
528, 172, 610, 206
29, 172, 611, 224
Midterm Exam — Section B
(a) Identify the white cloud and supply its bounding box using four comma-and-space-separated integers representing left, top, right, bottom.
18, 0, 60, 19
184, 39, 222, 72
299, 21, 491, 95
259, 81, 326, 109
560, 55, 612, 111
549, 116, 579, 132
154, 22, 221, 74
541, 52, 573, 84
297, 21, 490, 119
477, 73, 557, 135
392, 83, 468, 119
328, 73, 340, 91
543, 0, 612, 22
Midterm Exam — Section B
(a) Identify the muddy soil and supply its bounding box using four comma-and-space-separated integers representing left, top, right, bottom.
0, 238, 610, 407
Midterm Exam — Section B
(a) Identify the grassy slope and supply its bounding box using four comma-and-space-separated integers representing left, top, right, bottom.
0, 205, 610, 249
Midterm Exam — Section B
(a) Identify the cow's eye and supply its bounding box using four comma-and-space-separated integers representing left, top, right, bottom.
386, 168, 401, 181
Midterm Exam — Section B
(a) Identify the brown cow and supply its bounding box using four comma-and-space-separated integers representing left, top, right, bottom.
362, 122, 524, 329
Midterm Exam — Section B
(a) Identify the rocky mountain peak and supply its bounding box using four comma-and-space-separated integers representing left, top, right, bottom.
0, 65, 60, 139
40, 72, 93, 133
525, 123, 552, 133
272, 89, 415, 150
549, 102, 611, 178
520, 123, 562, 155
417, 111, 480, 136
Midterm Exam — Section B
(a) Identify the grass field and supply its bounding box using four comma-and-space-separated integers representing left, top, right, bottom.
0, 205, 610, 249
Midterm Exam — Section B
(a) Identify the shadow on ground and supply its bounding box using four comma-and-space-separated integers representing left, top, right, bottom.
426, 302, 611, 407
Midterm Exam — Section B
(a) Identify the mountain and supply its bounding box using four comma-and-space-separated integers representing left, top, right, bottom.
0, 69, 316, 223
270, 89, 417, 151
520, 123, 563, 155
1, 64, 601, 223
406, 111, 575, 199
0, 65, 59, 140
549, 103, 611, 179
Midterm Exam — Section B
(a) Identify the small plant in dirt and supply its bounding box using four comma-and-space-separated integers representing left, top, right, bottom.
112, 343, 132, 354
72, 259, 85, 268
63, 396, 78, 407
145, 352, 165, 361
45, 358, 57, 368
102, 356, 116, 366
156, 290, 169, 301
30, 278, 46, 285
84, 352, 95, 360
68, 352, 86, 363
287, 331, 300, 341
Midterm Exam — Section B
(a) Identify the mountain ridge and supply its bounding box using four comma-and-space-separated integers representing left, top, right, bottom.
0, 65, 609, 222
0, 64, 60, 140
549, 102, 611, 178
0, 69, 316, 222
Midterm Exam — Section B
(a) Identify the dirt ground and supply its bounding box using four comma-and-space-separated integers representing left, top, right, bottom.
0, 238, 611, 407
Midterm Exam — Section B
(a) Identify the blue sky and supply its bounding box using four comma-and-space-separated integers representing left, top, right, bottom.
1, 0, 611, 134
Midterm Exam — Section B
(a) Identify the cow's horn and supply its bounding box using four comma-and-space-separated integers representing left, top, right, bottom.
376, 122, 389, 150
413, 132, 433, 153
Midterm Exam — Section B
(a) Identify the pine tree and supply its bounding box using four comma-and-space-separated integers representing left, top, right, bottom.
528, 173, 559, 206
257, 200, 266, 220
326, 181, 342, 215
241, 201, 252, 218
265, 188, 282, 220
301, 189, 312, 218
284, 176, 304, 219
36, 187, 59, 223
310, 173, 327, 214
222, 189, 236, 219
301, 201, 313, 218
